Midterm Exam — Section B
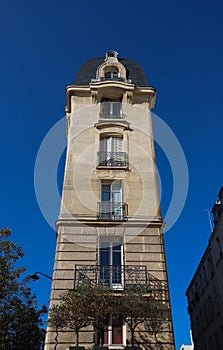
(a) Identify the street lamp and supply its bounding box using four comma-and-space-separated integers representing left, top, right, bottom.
30, 271, 52, 280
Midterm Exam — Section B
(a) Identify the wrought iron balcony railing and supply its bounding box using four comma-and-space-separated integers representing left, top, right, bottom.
100, 76, 126, 83
99, 102, 124, 119
97, 202, 128, 221
75, 265, 148, 289
74, 265, 169, 300
91, 77, 132, 84
97, 152, 128, 168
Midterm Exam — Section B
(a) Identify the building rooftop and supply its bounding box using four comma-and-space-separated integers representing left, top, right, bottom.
75, 54, 148, 87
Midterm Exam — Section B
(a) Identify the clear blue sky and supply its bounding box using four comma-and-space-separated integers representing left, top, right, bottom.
0, 1, 223, 349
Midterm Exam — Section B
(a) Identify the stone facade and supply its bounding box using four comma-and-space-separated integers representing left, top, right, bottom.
186, 188, 223, 350
44, 51, 175, 350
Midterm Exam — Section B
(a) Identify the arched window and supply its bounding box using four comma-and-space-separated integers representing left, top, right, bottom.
104, 70, 119, 79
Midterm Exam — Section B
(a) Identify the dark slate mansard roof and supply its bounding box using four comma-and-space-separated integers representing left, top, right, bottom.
75, 58, 148, 87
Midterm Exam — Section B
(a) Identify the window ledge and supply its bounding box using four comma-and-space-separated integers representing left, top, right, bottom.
96, 166, 129, 170
94, 121, 131, 130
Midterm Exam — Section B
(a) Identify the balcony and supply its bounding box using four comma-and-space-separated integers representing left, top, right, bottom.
97, 152, 128, 168
99, 102, 124, 119
74, 265, 169, 300
97, 202, 128, 221
75, 265, 148, 289
100, 76, 126, 83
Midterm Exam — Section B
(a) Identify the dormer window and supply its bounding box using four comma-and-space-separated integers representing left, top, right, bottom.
96, 51, 127, 82
104, 70, 119, 79
102, 66, 121, 81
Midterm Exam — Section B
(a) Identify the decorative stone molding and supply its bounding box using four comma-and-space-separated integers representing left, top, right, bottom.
147, 91, 156, 108
91, 90, 98, 104
127, 91, 133, 104
96, 52, 127, 81
95, 169, 128, 181
94, 122, 131, 131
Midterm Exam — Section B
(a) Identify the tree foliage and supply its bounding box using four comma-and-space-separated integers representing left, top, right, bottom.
114, 286, 163, 346
85, 284, 115, 346
0, 228, 47, 350
48, 286, 91, 349
143, 307, 171, 349
49, 284, 165, 348
49, 284, 115, 347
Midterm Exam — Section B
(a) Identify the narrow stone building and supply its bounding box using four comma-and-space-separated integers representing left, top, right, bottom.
44, 50, 175, 350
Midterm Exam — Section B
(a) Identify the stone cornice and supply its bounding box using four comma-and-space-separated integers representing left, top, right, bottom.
94, 120, 131, 131
65, 85, 90, 113
89, 80, 135, 90
56, 216, 164, 230
65, 84, 156, 113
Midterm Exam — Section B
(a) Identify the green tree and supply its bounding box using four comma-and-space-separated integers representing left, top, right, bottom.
48, 284, 164, 349
48, 304, 67, 350
113, 286, 145, 347
0, 228, 47, 350
115, 286, 162, 347
85, 284, 115, 346
143, 306, 171, 349
49, 284, 115, 347
48, 286, 91, 349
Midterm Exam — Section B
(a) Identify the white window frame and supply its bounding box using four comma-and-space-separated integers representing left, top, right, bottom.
98, 237, 124, 290
101, 180, 123, 203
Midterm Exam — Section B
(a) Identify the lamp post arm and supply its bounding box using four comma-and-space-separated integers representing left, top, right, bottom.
35, 271, 52, 280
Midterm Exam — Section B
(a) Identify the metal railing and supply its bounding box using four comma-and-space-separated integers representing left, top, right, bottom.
97, 202, 128, 221
75, 265, 148, 289
99, 102, 124, 119
100, 76, 126, 82
74, 265, 169, 300
97, 152, 128, 168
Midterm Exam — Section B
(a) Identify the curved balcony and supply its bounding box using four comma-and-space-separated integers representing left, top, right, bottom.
100, 76, 126, 83
97, 152, 128, 168
97, 202, 128, 221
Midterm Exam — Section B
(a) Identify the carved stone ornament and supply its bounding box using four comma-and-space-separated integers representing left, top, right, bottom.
127, 91, 133, 104
91, 90, 98, 104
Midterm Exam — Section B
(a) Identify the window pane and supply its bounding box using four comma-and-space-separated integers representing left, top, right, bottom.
100, 244, 110, 285
101, 184, 111, 201
99, 138, 107, 152
100, 247, 109, 265
105, 71, 118, 79
113, 251, 121, 266
113, 243, 121, 267
111, 137, 122, 152
112, 242, 121, 283
113, 102, 121, 116
101, 102, 110, 116
113, 243, 122, 251
112, 181, 121, 203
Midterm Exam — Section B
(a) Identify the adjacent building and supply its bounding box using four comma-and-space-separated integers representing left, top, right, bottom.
44, 51, 175, 350
179, 330, 194, 350
179, 346, 193, 350
186, 188, 223, 349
